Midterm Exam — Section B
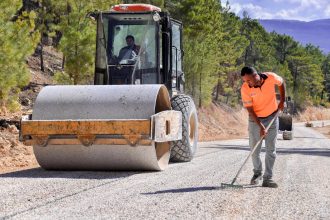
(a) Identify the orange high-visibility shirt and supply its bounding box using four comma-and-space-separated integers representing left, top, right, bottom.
241, 72, 283, 117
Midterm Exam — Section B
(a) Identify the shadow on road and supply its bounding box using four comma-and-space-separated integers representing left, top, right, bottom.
0, 167, 142, 179
142, 186, 223, 194
292, 136, 328, 140
204, 145, 330, 157
142, 184, 262, 195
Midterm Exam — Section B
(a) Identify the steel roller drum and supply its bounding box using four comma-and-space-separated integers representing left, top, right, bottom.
32, 85, 172, 171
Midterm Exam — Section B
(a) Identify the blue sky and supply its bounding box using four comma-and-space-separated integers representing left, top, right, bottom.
221, 0, 330, 21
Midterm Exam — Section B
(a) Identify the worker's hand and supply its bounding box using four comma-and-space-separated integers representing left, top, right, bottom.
278, 101, 285, 111
259, 124, 267, 137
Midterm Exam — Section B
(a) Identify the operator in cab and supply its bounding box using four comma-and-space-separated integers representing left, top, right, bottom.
118, 35, 140, 61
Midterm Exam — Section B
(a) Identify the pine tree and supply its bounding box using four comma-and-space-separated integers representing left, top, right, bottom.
287, 46, 320, 108
54, 0, 119, 85
33, 0, 61, 72
214, 6, 248, 105
270, 32, 298, 97
240, 13, 276, 71
322, 54, 330, 102
304, 44, 325, 104
271, 32, 298, 64
166, 0, 224, 107
0, 0, 39, 113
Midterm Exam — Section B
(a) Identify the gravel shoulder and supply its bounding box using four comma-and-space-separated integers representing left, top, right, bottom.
0, 122, 329, 219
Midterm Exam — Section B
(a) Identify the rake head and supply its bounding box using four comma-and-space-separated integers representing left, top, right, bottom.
220, 183, 244, 189
220, 177, 244, 189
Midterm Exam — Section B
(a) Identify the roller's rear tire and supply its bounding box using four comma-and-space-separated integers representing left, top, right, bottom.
279, 113, 293, 140
170, 95, 198, 162
279, 114, 293, 131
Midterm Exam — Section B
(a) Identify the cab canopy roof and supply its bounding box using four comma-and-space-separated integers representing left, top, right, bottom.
111, 4, 161, 12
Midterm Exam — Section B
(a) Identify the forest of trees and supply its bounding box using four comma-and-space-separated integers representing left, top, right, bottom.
0, 0, 329, 113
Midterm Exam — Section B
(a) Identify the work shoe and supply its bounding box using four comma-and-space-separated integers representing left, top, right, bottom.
262, 179, 278, 188
250, 173, 262, 185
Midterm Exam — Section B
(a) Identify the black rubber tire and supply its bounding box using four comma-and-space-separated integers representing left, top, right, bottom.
279, 114, 293, 131
283, 131, 293, 140
170, 94, 198, 162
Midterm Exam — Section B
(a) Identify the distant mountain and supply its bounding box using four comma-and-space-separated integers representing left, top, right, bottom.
258, 19, 330, 54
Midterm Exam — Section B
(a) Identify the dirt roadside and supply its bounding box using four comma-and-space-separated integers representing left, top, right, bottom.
0, 126, 39, 174
312, 125, 330, 138
0, 46, 61, 174
297, 107, 330, 138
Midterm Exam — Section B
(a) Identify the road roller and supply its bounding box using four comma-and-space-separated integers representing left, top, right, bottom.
19, 4, 198, 171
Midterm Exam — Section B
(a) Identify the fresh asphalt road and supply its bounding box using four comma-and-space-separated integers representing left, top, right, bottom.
0, 121, 329, 219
